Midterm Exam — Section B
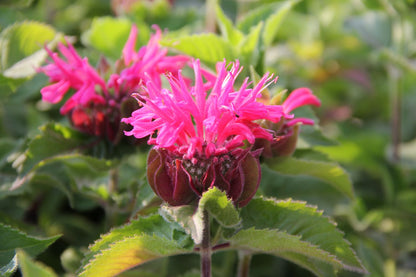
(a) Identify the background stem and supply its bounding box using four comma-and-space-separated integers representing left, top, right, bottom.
237, 251, 252, 277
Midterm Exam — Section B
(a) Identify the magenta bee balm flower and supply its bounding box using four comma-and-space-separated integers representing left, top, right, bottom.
123, 60, 288, 206
38, 25, 189, 143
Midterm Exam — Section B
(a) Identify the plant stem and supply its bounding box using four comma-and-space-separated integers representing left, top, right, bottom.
237, 251, 252, 277
201, 209, 212, 277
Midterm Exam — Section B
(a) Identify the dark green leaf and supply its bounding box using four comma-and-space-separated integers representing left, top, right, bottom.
0, 223, 60, 276
266, 157, 355, 199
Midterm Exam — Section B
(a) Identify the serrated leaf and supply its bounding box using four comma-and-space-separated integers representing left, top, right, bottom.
238, 198, 367, 274
0, 21, 61, 79
79, 215, 192, 277
0, 223, 60, 275
266, 157, 354, 199
80, 234, 190, 277
162, 34, 236, 68
229, 228, 342, 277
215, 3, 244, 45
17, 250, 58, 277
198, 187, 240, 228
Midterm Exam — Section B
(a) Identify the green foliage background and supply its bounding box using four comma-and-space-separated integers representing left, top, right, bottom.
1, 0, 416, 276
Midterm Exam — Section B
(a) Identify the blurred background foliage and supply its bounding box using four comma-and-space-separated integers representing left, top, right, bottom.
0, 0, 416, 276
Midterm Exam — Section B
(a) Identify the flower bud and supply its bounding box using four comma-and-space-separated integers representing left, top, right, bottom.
146, 148, 261, 207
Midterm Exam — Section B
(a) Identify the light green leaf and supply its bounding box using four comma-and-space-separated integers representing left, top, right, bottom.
237, 1, 296, 38
239, 22, 263, 66
0, 223, 60, 276
237, 198, 367, 275
0, 21, 61, 79
266, 157, 354, 199
198, 187, 240, 228
80, 234, 190, 277
79, 214, 192, 277
162, 34, 236, 68
230, 228, 341, 277
81, 17, 132, 60
215, 3, 243, 45
82, 17, 150, 61
17, 250, 58, 277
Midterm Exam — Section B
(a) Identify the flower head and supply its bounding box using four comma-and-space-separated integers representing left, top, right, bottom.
123, 59, 286, 206
38, 25, 189, 143
254, 87, 321, 158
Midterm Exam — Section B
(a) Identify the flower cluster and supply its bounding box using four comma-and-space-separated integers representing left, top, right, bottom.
39, 25, 189, 142
123, 59, 320, 206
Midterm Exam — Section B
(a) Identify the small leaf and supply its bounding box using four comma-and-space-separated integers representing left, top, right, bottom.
198, 187, 240, 228
238, 198, 367, 274
79, 215, 192, 277
266, 157, 354, 199
17, 250, 58, 277
162, 34, 236, 68
0, 21, 61, 79
0, 223, 60, 275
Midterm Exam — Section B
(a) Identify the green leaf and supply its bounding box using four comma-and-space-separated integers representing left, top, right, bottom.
17, 250, 58, 277
230, 228, 341, 277
236, 198, 367, 275
162, 34, 236, 68
239, 22, 263, 66
0, 21, 61, 79
81, 17, 132, 60
262, 0, 298, 47
237, 1, 296, 38
0, 223, 60, 276
215, 3, 243, 45
266, 157, 354, 199
81, 17, 150, 61
199, 187, 240, 228
79, 214, 192, 277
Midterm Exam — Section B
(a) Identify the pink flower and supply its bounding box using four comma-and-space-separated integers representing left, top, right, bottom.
123, 59, 284, 157
254, 87, 321, 158
123, 59, 286, 206
38, 24, 189, 143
